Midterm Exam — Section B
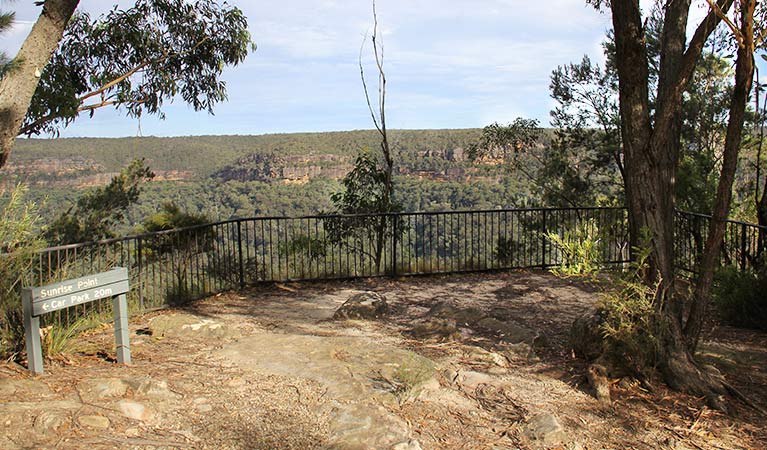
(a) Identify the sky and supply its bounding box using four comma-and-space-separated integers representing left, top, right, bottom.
0, 1, 666, 138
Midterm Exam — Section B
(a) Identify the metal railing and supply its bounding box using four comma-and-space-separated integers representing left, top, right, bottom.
25, 207, 767, 322
27, 207, 631, 318
675, 210, 767, 274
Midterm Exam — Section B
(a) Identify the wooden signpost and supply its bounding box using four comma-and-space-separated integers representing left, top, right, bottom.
22, 267, 131, 374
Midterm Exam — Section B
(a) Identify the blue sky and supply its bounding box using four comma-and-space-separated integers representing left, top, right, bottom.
5, 1, 617, 137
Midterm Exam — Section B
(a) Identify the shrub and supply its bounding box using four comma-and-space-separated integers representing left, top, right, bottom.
0, 184, 46, 360
713, 265, 767, 330
597, 233, 663, 377
547, 218, 602, 278
42, 315, 97, 357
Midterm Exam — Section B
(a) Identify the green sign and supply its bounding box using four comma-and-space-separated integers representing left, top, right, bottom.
23, 267, 131, 374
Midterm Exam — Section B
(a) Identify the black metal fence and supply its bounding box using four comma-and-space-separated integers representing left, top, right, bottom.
675, 210, 767, 274
27, 207, 630, 317
24, 207, 767, 321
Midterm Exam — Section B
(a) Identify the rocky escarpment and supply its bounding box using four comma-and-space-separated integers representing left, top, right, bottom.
4, 157, 195, 189
214, 147, 504, 185
213, 152, 353, 184
6, 156, 105, 177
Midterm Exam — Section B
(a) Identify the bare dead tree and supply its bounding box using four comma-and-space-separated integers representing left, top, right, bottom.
359, 0, 394, 209
354, 0, 396, 273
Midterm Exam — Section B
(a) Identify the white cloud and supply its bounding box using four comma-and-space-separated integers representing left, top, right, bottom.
1, 0, 614, 136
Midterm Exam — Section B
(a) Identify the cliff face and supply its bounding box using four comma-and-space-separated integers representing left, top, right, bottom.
213, 147, 487, 185
6, 157, 105, 177
4, 156, 195, 189
5, 143, 494, 190
214, 153, 354, 185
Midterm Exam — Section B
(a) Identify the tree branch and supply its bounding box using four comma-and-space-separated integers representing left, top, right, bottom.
359, 35, 382, 134
703, 0, 744, 47
653, 0, 734, 145
18, 36, 210, 137
0, 0, 80, 168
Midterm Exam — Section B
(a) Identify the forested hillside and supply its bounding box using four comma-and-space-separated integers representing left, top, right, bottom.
3, 129, 548, 232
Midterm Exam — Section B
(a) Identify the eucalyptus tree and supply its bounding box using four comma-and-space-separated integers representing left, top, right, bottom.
589, 0, 757, 404
0, 8, 16, 77
0, 0, 254, 167
328, 0, 397, 274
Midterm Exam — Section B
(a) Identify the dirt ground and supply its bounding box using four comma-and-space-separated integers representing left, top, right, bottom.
1, 270, 766, 449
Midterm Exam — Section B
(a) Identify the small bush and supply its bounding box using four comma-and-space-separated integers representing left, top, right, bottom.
599, 274, 662, 376
713, 265, 767, 330
0, 184, 45, 360
597, 233, 663, 377
547, 219, 602, 278
42, 315, 96, 357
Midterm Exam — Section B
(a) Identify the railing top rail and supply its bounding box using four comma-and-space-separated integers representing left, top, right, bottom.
675, 209, 767, 231
34, 219, 235, 253
211, 206, 628, 222
31, 206, 632, 254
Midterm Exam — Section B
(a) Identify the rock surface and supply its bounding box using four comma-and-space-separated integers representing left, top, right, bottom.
333, 292, 390, 320
149, 313, 240, 340
78, 415, 110, 429
570, 310, 606, 361
407, 318, 460, 341
218, 331, 434, 447
117, 400, 153, 421
523, 412, 566, 446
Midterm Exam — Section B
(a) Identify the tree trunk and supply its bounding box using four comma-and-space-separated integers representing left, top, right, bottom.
610, 0, 653, 255
685, 0, 756, 352
608, 0, 735, 402
0, 0, 79, 168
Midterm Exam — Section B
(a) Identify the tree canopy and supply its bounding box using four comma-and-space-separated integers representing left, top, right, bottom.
0, 0, 254, 167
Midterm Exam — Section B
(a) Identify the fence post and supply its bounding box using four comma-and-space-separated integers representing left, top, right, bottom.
137, 238, 144, 310
391, 214, 399, 277
237, 220, 245, 290
541, 209, 548, 268
741, 222, 748, 271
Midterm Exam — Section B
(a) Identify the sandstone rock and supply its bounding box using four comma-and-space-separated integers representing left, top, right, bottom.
327, 402, 410, 449
78, 415, 110, 429
427, 302, 486, 326
523, 413, 566, 446
476, 317, 536, 344
463, 346, 510, 369
78, 378, 128, 402
33, 411, 66, 435
392, 439, 422, 450
500, 342, 536, 361
407, 318, 459, 341
124, 377, 180, 401
149, 313, 238, 340
454, 370, 496, 391
117, 400, 153, 421
333, 292, 389, 320
570, 310, 606, 361
1, 378, 55, 399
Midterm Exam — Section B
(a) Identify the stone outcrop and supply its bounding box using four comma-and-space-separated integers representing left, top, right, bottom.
333, 292, 390, 320
570, 309, 606, 362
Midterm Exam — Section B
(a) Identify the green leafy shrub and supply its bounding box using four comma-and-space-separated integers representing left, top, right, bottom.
598, 233, 663, 377
42, 315, 97, 357
713, 265, 767, 330
0, 184, 46, 360
547, 219, 602, 277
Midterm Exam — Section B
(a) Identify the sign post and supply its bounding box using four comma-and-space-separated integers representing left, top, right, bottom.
22, 267, 131, 374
